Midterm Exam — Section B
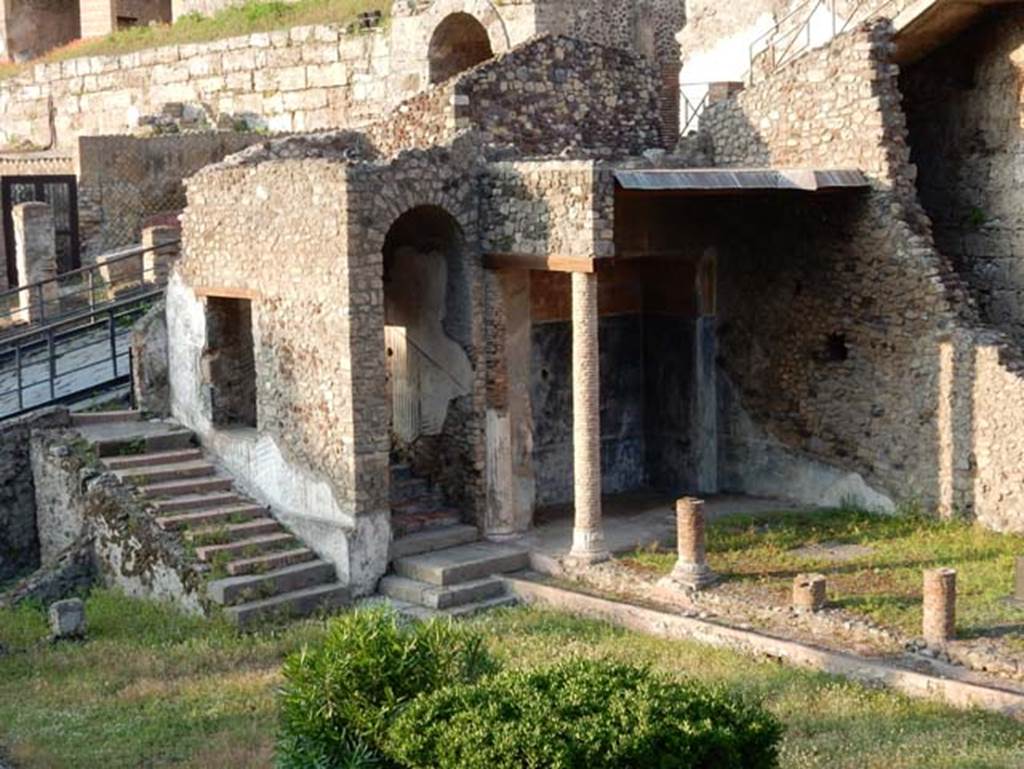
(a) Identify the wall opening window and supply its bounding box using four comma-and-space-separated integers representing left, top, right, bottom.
205, 296, 257, 428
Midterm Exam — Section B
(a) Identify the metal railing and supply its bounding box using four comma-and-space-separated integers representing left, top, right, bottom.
0, 239, 179, 345
0, 288, 161, 419
682, 86, 712, 135
747, 0, 903, 84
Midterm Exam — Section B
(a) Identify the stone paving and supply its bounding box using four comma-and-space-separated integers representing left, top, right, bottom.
0, 326, 130, 418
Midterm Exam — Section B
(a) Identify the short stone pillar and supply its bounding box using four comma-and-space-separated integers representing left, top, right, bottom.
142, 225, 180, 285
663, 497, 717, 589
97, 247, 145, 292
13, 202, 58, 323
922, 568, 957, 646
48, 598, 86, 641
792, 573, 827, 611
565, 271, 609, 567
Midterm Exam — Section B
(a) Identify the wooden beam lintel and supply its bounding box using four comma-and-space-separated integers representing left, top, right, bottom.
483, 252, 604, 273
193, 285, 261, 300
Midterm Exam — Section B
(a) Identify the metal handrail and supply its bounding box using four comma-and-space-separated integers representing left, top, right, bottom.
0, 238, 179, 338
682, 86, 712, 134
0, 289, 158, 419
747, 0, 905, 84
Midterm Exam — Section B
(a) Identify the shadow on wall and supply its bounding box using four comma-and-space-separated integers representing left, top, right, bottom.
382, 204, 476, 509
900, 7, 1024, 348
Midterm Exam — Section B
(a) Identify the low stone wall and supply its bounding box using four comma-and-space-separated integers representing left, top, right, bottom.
28, 427, 206, 612
0, 408, 70, 582
699, 21, 1024, 531
0, 23, 396, 150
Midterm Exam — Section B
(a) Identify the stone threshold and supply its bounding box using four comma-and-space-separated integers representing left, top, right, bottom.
502, 574, 1024, 721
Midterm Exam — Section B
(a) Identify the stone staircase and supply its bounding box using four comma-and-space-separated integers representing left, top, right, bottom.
73, 410, 349, 627
381, 462, 528, 619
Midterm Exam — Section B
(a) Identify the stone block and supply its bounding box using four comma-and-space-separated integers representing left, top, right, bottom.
48, 598, 86, 640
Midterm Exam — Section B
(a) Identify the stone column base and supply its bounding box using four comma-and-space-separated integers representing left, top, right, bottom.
658, 561, 718, 591
564, 527, 610, 568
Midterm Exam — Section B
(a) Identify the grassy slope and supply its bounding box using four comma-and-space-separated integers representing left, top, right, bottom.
0, 0, 389, 80
1, 590, 1022, 768
624, 508, 1024, 648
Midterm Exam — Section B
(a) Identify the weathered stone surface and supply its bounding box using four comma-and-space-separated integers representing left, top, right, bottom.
0, 0, 685, 152
1, 536, 95, 609
699, 21, 1024, 532
47, 597, 86, 640
0, 408, 71, 582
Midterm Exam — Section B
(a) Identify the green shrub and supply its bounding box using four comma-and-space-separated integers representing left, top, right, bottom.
275, 606, 497, 769
385, 658, 782, 769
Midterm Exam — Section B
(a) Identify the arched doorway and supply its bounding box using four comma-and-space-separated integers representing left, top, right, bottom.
382, 206, 474, 520
428, 12, 494, 84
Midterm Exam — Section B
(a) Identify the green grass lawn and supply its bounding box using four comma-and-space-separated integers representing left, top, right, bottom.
1, 590, 1023, 768
0, 0, 388, 80
624, 508, 1024, 647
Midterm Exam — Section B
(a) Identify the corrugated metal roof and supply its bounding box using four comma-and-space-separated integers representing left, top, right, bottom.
613, 168, 870, 193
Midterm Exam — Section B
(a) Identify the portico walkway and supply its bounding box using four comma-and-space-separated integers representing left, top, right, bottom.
521, 491, 808, 572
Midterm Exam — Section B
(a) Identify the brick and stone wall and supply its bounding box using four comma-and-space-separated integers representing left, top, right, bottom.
172, 133, 488, 593
481, 159, 615, 257
0, 0, 80, 63
0, 407, 71, 582
900, 7, 1024, 349
369, 35, 664, 156
76, 132, 265, 256
699, 20, 1024, 532
0, 0, 685, 153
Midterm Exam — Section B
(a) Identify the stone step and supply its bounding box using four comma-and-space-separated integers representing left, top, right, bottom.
227, 547, 315, 577
196, 532, 296, 562
115, 460, 216, 485
225, 582, 350, 628
380, 575, 505, 610
151, 492, 249, 514
139, 476, 234, 499
392, 508, 462, 538
390, 477, 432, 505
71, 409, 141, 426
103, 448, 204, 470
156, 504, 267, 531
391, 524, 479, 560
391, 594, 518, 622
393, 542, 529, 587
93, 429, 195, 457
207, 560, 337, 606
184, 518, 282, 544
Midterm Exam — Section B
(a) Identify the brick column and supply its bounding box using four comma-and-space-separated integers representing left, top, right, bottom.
566, 271, 608, 566
923, 568, 957, 646
13, 202, 58, 324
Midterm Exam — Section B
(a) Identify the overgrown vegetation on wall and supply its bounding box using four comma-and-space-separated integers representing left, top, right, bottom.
0, 0, 389, 80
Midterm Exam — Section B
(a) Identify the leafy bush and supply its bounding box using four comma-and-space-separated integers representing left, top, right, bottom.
385, 658, 782, 769
275, 606, 497, 769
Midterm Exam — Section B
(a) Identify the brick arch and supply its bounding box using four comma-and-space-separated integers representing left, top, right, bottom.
420, 0, 512, 54
428, 12, 495, 84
